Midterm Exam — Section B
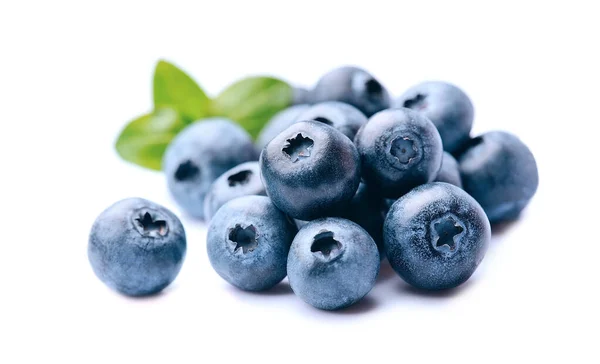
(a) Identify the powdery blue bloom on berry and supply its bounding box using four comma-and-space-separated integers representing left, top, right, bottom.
287, 218, 379, 310
458, 131, 538, 223
207, 196, 297, 291
384, 183, 490, 291
312, 66, 390, 117
88, 197, 187, 296
355, 108, 443, 198
260, 121, 361, 220
394, 81, 474, 154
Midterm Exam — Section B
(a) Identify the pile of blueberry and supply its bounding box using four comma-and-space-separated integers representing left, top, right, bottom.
89, 66, 539, 310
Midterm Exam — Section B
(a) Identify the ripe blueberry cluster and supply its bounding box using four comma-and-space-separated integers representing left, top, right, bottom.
89, 66, 538, 310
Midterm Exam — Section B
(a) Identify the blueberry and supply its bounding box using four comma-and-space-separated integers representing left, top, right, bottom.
207, 196, 298, 291
339, 182, 386, 255
354, 108, 443, 198
296, 101, 368, 140
256, 105, 311, 150
163, 118, 258, 219
287, 218, 380, 310
435, 152, 462, 188
384, 183, 490, 290
458, 131, 539, 223
260, 120, 361, 220
88, 198, 186, 296
394, 81, 474, 154
312, 66, 390, 117
203, 162, 266, 222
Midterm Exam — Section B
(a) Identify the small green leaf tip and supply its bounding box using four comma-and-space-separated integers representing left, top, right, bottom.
212, 76, 293, 138
153, 60, 211, 121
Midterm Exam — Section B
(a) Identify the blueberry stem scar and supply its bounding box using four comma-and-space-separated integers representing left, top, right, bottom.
135, 212, 168, 237
227, 169, 252, 187
313, 117, 333, 126
282, 133, 314, 163
311, 230, 342, 258
365, 79, 383, 95
228, 224, 258, 253
174, 160, 200, 181
403, 93, 427, 110
432, 215, 464, 252
390, 137, 417, 164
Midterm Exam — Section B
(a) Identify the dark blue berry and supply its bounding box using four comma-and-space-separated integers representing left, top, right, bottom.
88, 198, 186, 296
354, 108, 443, 198
207, 196, 297, 291
384, 183, 490, 290
260, 121, 361, 220
287, 218, 379, 310
312, 66, 390, 117
394, 81, 474, 154
458, 131, 538, 223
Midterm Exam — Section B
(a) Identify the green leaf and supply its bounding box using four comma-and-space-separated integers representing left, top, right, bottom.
115, 108, 186, 170
212, 76, 293, 138
153, 60, 211, 121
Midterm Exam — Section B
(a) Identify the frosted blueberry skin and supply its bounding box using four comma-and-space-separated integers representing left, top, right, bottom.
458, 131, 539, 223
203, 162, 266, 222
88, 198, 187, 296
312, 66, 391, 117
163, 118, 258, 219
394, 81, 474, 154
435, 152, 463, 188
260, 121, 361, 220
384, 183, 490, 291
256, 105, 311, 150
355, 108, 443, 198
287, 218, 380, 310
296, 101, 368, 140
207, 196, 298, 291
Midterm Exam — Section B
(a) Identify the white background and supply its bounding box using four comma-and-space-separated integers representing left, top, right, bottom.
1, 1, 599, 363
